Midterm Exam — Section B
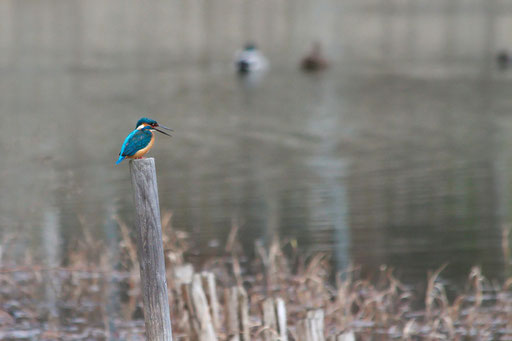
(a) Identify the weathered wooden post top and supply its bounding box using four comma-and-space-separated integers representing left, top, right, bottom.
129, 158, 172, 341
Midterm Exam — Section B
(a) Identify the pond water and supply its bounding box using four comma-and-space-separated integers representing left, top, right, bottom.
1, 0, 512, 294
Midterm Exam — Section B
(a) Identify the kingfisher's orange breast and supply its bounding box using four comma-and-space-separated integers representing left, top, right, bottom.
129, 133, 155, 159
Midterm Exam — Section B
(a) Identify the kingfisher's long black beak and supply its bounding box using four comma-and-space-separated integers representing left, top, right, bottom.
158, 124, 173, 132
154, 127, 172, 137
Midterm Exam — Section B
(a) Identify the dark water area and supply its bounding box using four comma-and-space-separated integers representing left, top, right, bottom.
1, 0, 512, 299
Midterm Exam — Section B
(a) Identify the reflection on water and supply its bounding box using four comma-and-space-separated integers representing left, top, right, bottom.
1, 0, 512, 303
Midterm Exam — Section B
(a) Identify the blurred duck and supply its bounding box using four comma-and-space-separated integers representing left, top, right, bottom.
301, 42, 328, 72
497, 50, 510, 70
235, 43, 268, 74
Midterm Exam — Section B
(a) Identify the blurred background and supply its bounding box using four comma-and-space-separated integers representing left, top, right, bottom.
1, 0, 512, 294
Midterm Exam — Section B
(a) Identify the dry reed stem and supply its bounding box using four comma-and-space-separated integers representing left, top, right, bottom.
425, 263, 448, 321
225, 220, 239, 253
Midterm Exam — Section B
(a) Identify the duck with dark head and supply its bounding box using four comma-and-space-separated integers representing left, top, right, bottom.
301, 41, 329, 72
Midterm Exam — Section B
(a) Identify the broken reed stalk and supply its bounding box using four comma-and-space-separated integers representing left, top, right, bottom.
183, 274, 217, 341
297, 310, 325, 341
201, 272, 221, 331
129, 158, 173, 341
262, 297, 287, 341
327, 332, 356, 341
226, 286, 250, 341
262, 298, 277, 341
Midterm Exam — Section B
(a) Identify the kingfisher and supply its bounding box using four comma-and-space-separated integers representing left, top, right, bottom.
116, 117, 172, 165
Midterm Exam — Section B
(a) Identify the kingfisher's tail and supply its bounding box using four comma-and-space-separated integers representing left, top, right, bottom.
116, 155, 126, 165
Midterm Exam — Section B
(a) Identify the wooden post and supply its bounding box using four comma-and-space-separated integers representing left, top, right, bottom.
130, 158, 173, 341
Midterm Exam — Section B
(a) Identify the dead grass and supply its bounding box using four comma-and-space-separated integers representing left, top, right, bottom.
0, 215, 511, 340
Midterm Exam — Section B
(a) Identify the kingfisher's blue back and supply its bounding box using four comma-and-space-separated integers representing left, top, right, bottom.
116, 128, 153, 164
